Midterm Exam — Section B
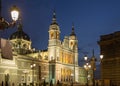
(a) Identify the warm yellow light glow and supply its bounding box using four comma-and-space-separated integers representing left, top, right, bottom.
86, 63, 89, 65
84, 63, 91, 70
11, 5, 19, 21
33, 63, 36, 67
88, 65, 91, 68
84, 65, 87, 68
100, 55, 103, 59
31, 63, 36, 68
84, 55, 88, 61
71, 73, 74, 76
11, 10, 19, 21
31, 65, 33, 68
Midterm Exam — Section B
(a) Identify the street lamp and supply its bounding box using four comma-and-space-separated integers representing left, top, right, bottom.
31, 63, 36, 86
84, 50, 103, 86
0, 0, 19, 30
100, 55, 103, 61
84, 62, 91, 86
10, 5, 20, 21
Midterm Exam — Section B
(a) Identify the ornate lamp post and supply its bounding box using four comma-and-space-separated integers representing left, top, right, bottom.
84, 50, 103, 86
84, 62, 91, 86
31, 63, 36, 86
0, 0, 19, 30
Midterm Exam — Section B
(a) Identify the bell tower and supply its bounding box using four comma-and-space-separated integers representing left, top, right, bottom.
69, 24, 78, 65
48, 11, 60, 41
48, 11, 61, 84
48, 11, 61, 61
69, 25, 78, 50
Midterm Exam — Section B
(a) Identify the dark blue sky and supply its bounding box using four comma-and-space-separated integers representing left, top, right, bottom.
1, 0, 120, 59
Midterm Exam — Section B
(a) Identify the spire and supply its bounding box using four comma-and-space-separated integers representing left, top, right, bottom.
92, 49, 95, 57
91, 49, 96, 61
70, 23, 76, 36
51, 10, 58, 25
17, 23, 23, 31
17, 18, 23, 31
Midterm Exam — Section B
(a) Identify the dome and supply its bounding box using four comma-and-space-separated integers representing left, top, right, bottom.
9, 24, 30, 41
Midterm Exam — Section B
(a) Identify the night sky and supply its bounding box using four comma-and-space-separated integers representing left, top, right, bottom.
1, 0, 120, 61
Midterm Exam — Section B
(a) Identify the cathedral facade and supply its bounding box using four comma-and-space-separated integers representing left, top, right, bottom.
0, 12, 91, 86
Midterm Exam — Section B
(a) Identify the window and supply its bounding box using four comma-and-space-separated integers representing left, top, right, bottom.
51, 33, 54, 39
21, 76, 24, 81
28, 76, 30, 81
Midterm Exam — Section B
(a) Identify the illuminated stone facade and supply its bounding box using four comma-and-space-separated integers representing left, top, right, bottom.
0, 12, 92, 86
98, 31, 120, 85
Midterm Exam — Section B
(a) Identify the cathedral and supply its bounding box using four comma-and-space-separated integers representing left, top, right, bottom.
0, 12, 92, 86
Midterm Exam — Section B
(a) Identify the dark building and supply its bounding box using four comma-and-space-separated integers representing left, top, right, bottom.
98, 31, 120, 85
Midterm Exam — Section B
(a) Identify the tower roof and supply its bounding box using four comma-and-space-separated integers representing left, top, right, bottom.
70, 24, 76, 36
51, 10, 58, 25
